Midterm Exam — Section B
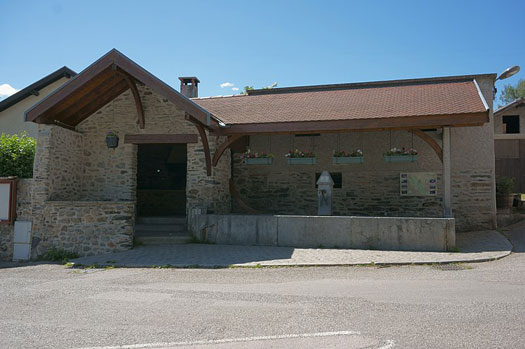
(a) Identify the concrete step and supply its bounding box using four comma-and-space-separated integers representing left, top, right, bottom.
136, 216, 186, 225
135, 224, 187, 233
135, 234, 192, 245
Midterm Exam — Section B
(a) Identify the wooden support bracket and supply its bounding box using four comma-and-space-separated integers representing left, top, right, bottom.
115, 69, 145, 129
212, 134, 243, 167
186, 114, 212, 176
412, 129, 443, 163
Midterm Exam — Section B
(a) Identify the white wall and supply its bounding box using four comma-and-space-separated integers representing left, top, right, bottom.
0, 77, 70, 138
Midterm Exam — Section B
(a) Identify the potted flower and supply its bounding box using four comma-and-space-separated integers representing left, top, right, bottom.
333, 149, 364, 164
383, 147, 418, 162
285, 149, 317, 164
496, 176, 515, 210
106, 131, 119, 149
242, 149, 274, 165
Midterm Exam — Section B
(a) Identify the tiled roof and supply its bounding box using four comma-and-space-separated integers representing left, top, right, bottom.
494, 98, 525, 115
193, 78, 490, 125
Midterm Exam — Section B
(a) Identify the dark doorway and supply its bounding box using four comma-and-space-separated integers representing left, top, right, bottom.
137, 144, 187, 216
503, 115, 520, 134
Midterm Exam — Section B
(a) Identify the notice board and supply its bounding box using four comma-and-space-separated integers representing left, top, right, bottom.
400, 172, 437, 196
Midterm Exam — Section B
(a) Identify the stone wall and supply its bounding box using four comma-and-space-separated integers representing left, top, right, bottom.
38, 201, 134, 256
0, 179, 32, 260
76, 86, 231, 213
233, 131, 444, 218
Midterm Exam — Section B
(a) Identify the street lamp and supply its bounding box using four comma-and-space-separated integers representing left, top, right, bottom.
497, 65, 520, 81
493, 65, 521, 97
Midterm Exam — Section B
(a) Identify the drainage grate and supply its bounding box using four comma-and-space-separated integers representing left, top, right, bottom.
431, 263, 470, 271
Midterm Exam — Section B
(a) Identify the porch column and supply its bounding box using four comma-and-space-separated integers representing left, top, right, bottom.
442, 126, 452, 217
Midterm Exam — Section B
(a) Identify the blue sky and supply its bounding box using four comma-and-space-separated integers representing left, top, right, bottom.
1, 0, 524, 105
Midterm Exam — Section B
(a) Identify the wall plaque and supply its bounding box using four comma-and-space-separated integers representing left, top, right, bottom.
400, 172, 437, 196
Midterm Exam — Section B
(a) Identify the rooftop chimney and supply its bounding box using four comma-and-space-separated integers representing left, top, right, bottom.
179, 77, 200, 98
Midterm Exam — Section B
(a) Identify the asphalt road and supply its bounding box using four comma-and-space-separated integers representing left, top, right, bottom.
1, 225, 524, 349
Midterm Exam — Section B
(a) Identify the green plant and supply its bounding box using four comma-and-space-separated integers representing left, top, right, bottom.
189, 235, 203, 244
0, 132, 36, 178
133, 236, 143, 247
496, 176, 515, 195
40, 248, 79, 263
499, 80, 525, 106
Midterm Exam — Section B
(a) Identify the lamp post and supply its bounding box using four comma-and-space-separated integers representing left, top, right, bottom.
494, 65, 521, 97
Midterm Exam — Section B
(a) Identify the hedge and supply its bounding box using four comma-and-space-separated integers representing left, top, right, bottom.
0, 133, 36, 178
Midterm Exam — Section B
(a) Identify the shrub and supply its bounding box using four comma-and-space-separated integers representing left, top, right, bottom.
0, 133, 36, 178
496, 176, 515, 195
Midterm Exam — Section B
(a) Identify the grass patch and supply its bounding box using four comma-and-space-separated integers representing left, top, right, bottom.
153, 264, 173, 269
39, 248, 79, 264
189, 236, 203, 244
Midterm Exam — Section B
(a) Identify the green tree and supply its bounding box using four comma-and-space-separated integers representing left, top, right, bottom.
499, 79, 525, 106
241, 82, 278, 94
0, 133, 36, 178
242, 86, 254, 94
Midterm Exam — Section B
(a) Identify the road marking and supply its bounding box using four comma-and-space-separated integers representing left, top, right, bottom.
78, 330, 362, 348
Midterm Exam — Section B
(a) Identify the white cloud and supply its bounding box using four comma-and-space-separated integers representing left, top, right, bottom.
232, 87, 239, 91
220, 82, 234, 88
0, 83, 19, 98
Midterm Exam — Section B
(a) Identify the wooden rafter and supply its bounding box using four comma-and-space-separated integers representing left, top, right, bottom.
186, 114, 212, 176
212, 134, 243, 167
51, 73, 124, 123
412, 129, 443, 163
64, 80, 130, 126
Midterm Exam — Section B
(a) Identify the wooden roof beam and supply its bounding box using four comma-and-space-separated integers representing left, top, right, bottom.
63, 80, 130, 126
210, 112, 489, 136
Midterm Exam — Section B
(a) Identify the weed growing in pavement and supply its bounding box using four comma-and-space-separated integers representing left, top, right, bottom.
39, 248, 79, 264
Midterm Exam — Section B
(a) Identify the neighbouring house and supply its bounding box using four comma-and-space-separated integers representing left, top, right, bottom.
494, 98, 525, 192
0, 49, 498, 260
0, 67, 76, 138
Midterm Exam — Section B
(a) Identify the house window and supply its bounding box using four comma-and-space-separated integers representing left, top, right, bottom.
503, 115, 520, 134
315, 172, 342, 189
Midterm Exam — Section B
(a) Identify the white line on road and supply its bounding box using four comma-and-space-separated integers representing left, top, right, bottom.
78, 330, 363, 349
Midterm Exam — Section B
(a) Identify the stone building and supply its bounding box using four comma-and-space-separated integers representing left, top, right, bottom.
494, 98, 525, 192
0, 49, 498, 259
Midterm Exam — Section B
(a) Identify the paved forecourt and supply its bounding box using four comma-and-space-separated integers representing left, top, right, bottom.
71, 230, 511, 268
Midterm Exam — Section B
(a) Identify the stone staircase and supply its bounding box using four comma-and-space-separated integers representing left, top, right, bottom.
134, 216, 192, 245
